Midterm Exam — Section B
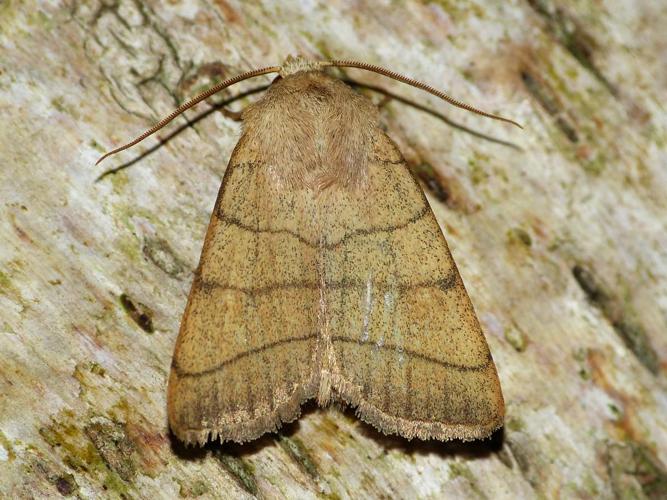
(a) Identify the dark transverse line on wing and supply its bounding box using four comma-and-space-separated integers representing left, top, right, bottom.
172, 333, 491, 379
195, 267, 457, 296
215, 205, 430, 250
229, 157, 406, 170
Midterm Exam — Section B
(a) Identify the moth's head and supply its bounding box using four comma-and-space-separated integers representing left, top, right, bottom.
279, 55, 323, 77
95, 57, 521, 167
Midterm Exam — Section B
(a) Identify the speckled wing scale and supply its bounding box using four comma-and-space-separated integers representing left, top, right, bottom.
167, 146, 321, 445
166, 60, 504, 445
321, 132, 504, 442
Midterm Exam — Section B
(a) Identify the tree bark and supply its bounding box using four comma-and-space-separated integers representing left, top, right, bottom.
1, 0, 666, 498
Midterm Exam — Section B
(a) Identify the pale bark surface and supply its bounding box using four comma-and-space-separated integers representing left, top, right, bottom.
1, 1, 667, 498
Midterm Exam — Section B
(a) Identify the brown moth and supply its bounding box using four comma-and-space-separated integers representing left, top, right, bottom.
98, 56, 521, 445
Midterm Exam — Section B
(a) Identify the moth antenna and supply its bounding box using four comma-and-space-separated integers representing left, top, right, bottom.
322, 60, 523, 129
96, 65, 281, 165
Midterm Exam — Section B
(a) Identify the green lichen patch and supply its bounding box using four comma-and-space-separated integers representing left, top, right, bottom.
89, 139, 105, 153
22, 455, 81, 498
606, 441, 667, 499
85, 417, 139, 482
102, 470, 132, 498
177, 478, 210, 497
506, 417, 526, 433
572, 265, 659, 374
73, 361, 107, 384
0, 269, 12, 289
521, 70, 578, 143
468, 161, 487, 186
109, 170, 129, 193
111, 206, 166, 261
215, 451, 257, 496
37, 410, 143, 496
142, 236, 187, 279
607, 404, 622, 421
423, 0, 484, 22
119, 293, 154, 333
504, 326, 528, 352
50, 95, 80, 119
278, 435, 319, 480
114, 234, 143, 263
525, 0, 616, 95
581, 472, 600, 497
0, 259, 28, 304
51, 96, 66, 112
39, 411, 82, 450
612, 320, 659, 375
72, 361, 107, 397
573, 347, 591, 380
89, 362, 107, 377
585, 153, 607, 176
0, 429, 16, 461
38, 411, 125, 496
507, 227, 533, 248
448, 461, 485, 497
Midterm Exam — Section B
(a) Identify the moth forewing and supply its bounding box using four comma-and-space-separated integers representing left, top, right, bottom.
98, 56, 516, 445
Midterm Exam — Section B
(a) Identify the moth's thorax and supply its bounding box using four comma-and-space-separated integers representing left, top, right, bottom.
240, 70, 380, 191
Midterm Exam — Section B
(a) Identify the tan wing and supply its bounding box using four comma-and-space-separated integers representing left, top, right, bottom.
168, 128, 502, 444
167, 136, 324, 445
319, 132, 504, 441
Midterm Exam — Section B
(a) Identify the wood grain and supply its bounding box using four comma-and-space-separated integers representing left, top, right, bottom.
2, 1, 666, 498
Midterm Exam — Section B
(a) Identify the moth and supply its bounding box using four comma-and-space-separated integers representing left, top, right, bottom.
98, 56, 520, 445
